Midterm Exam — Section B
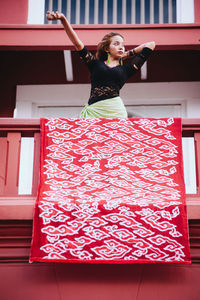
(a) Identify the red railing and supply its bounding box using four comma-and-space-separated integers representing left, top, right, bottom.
0, 118, 200, 220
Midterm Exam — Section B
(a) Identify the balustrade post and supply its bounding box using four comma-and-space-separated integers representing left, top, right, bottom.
32, 132, 41, 196
0, 138, 7, 195
194, 132, 200, 195
4, 132, 21, 196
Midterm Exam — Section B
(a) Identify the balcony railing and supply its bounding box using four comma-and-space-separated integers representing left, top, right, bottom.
0, 118, 200, 220
45, 0, 177, 25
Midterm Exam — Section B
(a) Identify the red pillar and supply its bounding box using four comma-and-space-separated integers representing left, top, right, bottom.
194, 0, 200, 23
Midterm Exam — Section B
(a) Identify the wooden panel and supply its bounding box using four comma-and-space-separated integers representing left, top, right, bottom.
194, 132, 200, 195
4, 133, 21, 196
0, 138, 7, 195
194, 0, 200, 23
32, 132, 40, 196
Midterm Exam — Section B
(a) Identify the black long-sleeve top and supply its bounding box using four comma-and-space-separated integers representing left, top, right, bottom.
78, 46, 152, 105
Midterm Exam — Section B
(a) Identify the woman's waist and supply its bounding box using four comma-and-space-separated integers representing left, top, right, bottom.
88, 85, 119, 105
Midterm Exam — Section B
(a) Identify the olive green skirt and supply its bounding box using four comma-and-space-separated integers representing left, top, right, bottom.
80, 96, 128, 119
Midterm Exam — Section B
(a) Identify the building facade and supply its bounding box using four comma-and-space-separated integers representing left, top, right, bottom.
0, 1, 200, 299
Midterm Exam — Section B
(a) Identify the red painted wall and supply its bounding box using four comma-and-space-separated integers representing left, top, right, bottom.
194, 0, 200, 23
0, 0, 28, 24
0, 263, 200, 300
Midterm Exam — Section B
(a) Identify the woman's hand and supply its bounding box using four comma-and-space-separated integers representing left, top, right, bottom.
46, 11, 65, 21
46, 11, 84, 50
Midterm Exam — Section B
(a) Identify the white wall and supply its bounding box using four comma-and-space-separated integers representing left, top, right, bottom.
15, 82, 200, 118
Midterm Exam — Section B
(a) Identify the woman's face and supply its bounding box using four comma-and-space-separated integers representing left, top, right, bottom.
108, 35, 125, 59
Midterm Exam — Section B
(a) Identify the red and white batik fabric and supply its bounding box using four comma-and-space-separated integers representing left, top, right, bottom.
30, 118, 191, 264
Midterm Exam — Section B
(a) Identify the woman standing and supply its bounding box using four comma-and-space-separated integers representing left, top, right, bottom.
47, 11, 155, 118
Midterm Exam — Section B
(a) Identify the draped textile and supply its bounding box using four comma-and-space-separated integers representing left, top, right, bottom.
80, 97, 128, 118
30, 118, 191, 264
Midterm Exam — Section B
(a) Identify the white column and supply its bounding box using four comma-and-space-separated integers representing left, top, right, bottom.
131, 0, 135, 24
140, 0, 145, 24
58, 0, 62, 13
67, 0, 71, 21
150, 0, 154, 24
76, 0, 80, 24
48, 0, 53, 24
176, 0, 194, 23
27, 0, 45, 24
103, 0, 108, 24
168, 0, 173, 23
159, 0, 164, 23
85, 0, 89, 24
113, 0, 117, 24
122, 0, 126, 24
94, 0, 99, 24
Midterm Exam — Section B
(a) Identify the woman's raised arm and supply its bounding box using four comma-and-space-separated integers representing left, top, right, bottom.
46, 11, 84, 51
133, 41, 156, 53
122, 41, 155, 60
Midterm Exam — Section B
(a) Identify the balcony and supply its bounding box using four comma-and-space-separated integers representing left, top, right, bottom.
1, 0, 200, 51
44, 0, 178, 25
0, 118, 200, 263
0, 117, 200, 218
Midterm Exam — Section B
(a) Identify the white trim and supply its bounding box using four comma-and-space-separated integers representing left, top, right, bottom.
27, 0, 45, 24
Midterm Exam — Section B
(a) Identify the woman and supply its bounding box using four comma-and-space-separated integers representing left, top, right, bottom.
47, 11, 155, 118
